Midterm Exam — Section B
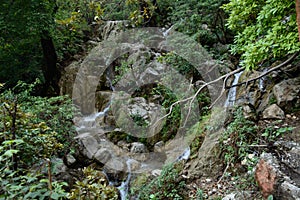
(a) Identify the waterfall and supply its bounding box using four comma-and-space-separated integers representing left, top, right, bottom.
118, 159, 134, 200
224, 71, 243, 107
259, 68, 268, 92
162, 25, 174, 37
176, 147, 191, 162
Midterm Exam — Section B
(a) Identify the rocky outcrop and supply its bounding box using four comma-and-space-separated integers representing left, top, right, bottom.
262, 104, 285, 119
98, 20, 129, 40
273, 77, 300, 112
59, 61, 80, 95
255, 149, 300, 199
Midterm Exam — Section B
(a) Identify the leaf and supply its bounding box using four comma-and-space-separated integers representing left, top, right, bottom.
3, 149, 19, 157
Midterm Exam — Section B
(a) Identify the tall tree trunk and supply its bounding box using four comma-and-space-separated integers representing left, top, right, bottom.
41, 31, 60, 96
296, 0, 300, 41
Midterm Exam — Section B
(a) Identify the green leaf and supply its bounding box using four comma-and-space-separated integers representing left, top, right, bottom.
3, 149, 19, 157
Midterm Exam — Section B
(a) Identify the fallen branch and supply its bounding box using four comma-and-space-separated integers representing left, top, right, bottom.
227, 52, 299, 89
153, 67, 244, 128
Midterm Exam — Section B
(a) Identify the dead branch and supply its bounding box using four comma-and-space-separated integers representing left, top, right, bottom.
227, 52, 298, 89
153, 52, 298, 129
153, 67, 244, 128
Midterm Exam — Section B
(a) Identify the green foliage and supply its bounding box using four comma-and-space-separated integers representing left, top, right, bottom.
166, 0, 232, 49
262, 126, 294, 142
222, 0, 300, 69
54, 0, 104, 60
220, 107, 258, 166
151, 85, 181, 142
137, 163, 186, 200
196, 188, 204, 200
0, 0, 57, 86
0, 171, 68, 200
68, 165, 119, 200
0, 81, 76, 199
125, 0, 157, 26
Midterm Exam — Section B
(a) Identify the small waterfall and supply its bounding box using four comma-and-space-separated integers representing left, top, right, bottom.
106, 69, 115, 91
118, 159, 134, 200
75, 104, 111, 132
224, 71, 243, 107
259, 68, 268, 92
162, 25, 174, 37
176, 147, 190, 162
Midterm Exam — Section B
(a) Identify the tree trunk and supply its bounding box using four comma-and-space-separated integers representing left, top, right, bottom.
41, 31, 60, 96
296, 0, 300, 41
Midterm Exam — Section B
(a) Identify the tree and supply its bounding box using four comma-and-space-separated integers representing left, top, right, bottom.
222, 0, 300, 70
0, 0, 60, 94
296, 0, 300, 41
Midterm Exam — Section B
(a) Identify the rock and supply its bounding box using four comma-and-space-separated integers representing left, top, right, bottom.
154, 141, 165, 152
94, 148, 112, 163
280, 181, 300, 200
59, 61, 80, 95
99, 20, 129, 40
127, 159, 141, 172
222, 193, 236, 200
95, 91, 112, 112
222, 191, 252, 200
188, 128, 223, 178
151, 169, 162, 176
65, 154, 76, 166
242, 103, 257, 121
130, 142, 148, 153
262, 104, 285, 119
255, 159, 276, 198
273, 77, 300, 112
255, 152, 300, 200
129, 104, 148, 118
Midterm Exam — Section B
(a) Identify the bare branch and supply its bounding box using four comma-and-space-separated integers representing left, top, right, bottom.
227, 52, 298, 88
153, 67, 244, 128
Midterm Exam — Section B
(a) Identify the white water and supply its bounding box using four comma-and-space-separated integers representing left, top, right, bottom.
224, 71, 243, 107
163, 25, 174, 37
259, 68, 268, 92
176, 147, 191, 162
118, 159, 135, 200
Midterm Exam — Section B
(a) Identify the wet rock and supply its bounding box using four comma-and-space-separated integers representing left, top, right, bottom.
273, 77, 300, 112
95, 91, 112, 112
99, 20, 129, 40
154, 141, 165, 152
262, 104, 285, 119
130, 142, 148, 153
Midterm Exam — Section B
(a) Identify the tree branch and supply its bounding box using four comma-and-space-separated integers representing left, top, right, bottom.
153, 67, 244, 128
227, 52, 299, 89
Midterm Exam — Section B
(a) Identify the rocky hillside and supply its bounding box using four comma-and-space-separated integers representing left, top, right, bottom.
58, 20, 300, 199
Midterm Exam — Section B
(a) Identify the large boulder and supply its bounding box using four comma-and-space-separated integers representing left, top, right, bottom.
59, 61, 80, 95
262, 104, 285, 119
273, 77, 300, 112
98, 20, 129, 40
255, 147, 300, 199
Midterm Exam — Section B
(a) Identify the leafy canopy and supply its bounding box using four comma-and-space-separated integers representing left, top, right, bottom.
222, 0, 300, 70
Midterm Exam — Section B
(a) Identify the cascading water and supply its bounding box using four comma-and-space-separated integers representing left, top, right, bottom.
224, 71, 243, 107
162, 25, 174, 37
176, 147, 190, 162
259, 68, 268, 92
118, 159, 135, 200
